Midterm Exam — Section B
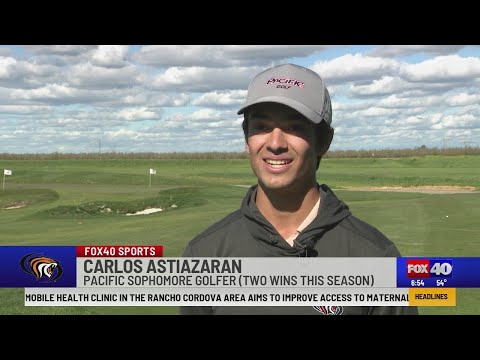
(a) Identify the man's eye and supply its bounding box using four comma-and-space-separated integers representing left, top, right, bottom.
253, 125, 269, 131
286, 125, 304, 132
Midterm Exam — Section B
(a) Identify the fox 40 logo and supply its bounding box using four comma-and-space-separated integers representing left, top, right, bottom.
406, 259, 453, 278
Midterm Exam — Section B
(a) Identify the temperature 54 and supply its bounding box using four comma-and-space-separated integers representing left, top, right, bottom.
436, 279, 448, 286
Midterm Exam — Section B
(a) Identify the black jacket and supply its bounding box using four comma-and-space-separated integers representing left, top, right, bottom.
181, 184, 419, 315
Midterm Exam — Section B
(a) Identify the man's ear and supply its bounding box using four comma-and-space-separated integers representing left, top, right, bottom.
316, 127, 334, 156
245, 141, 250, 155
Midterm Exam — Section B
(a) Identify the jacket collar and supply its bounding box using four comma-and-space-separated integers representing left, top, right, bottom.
241, 184, 351, 255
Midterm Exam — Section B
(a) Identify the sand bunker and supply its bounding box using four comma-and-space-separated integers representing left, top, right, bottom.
4, 204, 26, 209
126, 208, 163, 216
2, 201, 28, 209
125, 204, 177, 216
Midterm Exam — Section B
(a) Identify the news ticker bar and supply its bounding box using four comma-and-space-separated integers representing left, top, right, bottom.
0, 246, 479, 288
24, 287, 457, 307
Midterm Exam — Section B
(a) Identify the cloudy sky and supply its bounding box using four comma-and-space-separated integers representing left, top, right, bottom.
1, 45, 479, 153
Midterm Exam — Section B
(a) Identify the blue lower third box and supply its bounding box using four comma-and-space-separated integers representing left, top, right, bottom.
0, 246, 76, 287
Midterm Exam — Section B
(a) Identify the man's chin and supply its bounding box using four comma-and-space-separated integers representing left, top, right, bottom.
259, 179, 294, 191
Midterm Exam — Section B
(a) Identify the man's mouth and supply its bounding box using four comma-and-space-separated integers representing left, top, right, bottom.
264, 159, 293, 168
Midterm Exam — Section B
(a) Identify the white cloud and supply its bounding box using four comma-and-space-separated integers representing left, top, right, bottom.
22, 45, 97, 56
0, 57, 17, 79
148, 93, 191, 107
6, 84, 128, 105
0, 105, 51, 114
122, 93, 148, 105
1, 45, 480, 153
90, 45, 129, 68
311, 54, 400, 84
400, 55, 480, 82
377, 94, 444, 109
114, 107, 160, 121
349, 76, 411, 96
192, 90, 247, 108
431, 114, 479, 129
150, 66, 260, 92
0, 57, 62, 88
67, 62, 144, 89
369, 45, 466, 57
11, 83, 77, 100
445, 92, 480, 106
0, 48, 12, 57
353, 107, 399, 117
105, 128, 140, 139
134, 45, 328, 67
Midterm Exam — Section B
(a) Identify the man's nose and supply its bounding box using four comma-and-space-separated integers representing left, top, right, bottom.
266, 128, 288, 152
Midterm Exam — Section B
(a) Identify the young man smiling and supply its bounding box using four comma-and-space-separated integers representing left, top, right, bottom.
181, 63, 418, 315
242, 102, 331, 246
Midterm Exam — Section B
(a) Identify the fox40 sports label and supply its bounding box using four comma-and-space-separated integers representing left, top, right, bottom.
0, 246, 479, 307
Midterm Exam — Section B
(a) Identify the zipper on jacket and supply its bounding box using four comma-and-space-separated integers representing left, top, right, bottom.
293, 239, 318, 257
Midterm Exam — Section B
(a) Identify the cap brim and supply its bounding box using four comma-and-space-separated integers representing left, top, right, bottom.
237, 96, 324, 124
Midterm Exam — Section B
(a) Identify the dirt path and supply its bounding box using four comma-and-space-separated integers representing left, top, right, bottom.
234, 185, 478, 194
336, 186, 478, 194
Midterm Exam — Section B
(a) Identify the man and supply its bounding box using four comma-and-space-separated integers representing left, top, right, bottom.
181, 63, 418, 315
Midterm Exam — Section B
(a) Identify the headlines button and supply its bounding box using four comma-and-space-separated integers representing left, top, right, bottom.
408, 288, 456, 306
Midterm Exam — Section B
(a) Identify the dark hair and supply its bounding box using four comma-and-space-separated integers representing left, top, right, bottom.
241, 115, 334, 170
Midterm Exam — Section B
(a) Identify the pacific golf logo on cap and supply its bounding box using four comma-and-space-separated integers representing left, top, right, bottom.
313, 305, 344, 315
266, 77, 304, 89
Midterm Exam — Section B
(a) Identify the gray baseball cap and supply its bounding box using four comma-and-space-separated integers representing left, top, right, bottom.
237, 63, 332, 126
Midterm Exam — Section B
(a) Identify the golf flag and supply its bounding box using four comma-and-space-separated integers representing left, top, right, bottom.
4, 169, 12, 175
150, 168, 156, 175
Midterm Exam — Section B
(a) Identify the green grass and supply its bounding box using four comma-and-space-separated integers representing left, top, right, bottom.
1, 155, 479, 315
319, 156, 480, 188
0, 159, 256, 186
2, 156, 480, 189
337, 190, 480, 315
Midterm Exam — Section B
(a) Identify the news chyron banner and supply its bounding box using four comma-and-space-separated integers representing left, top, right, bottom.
1, 246, 479, 307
